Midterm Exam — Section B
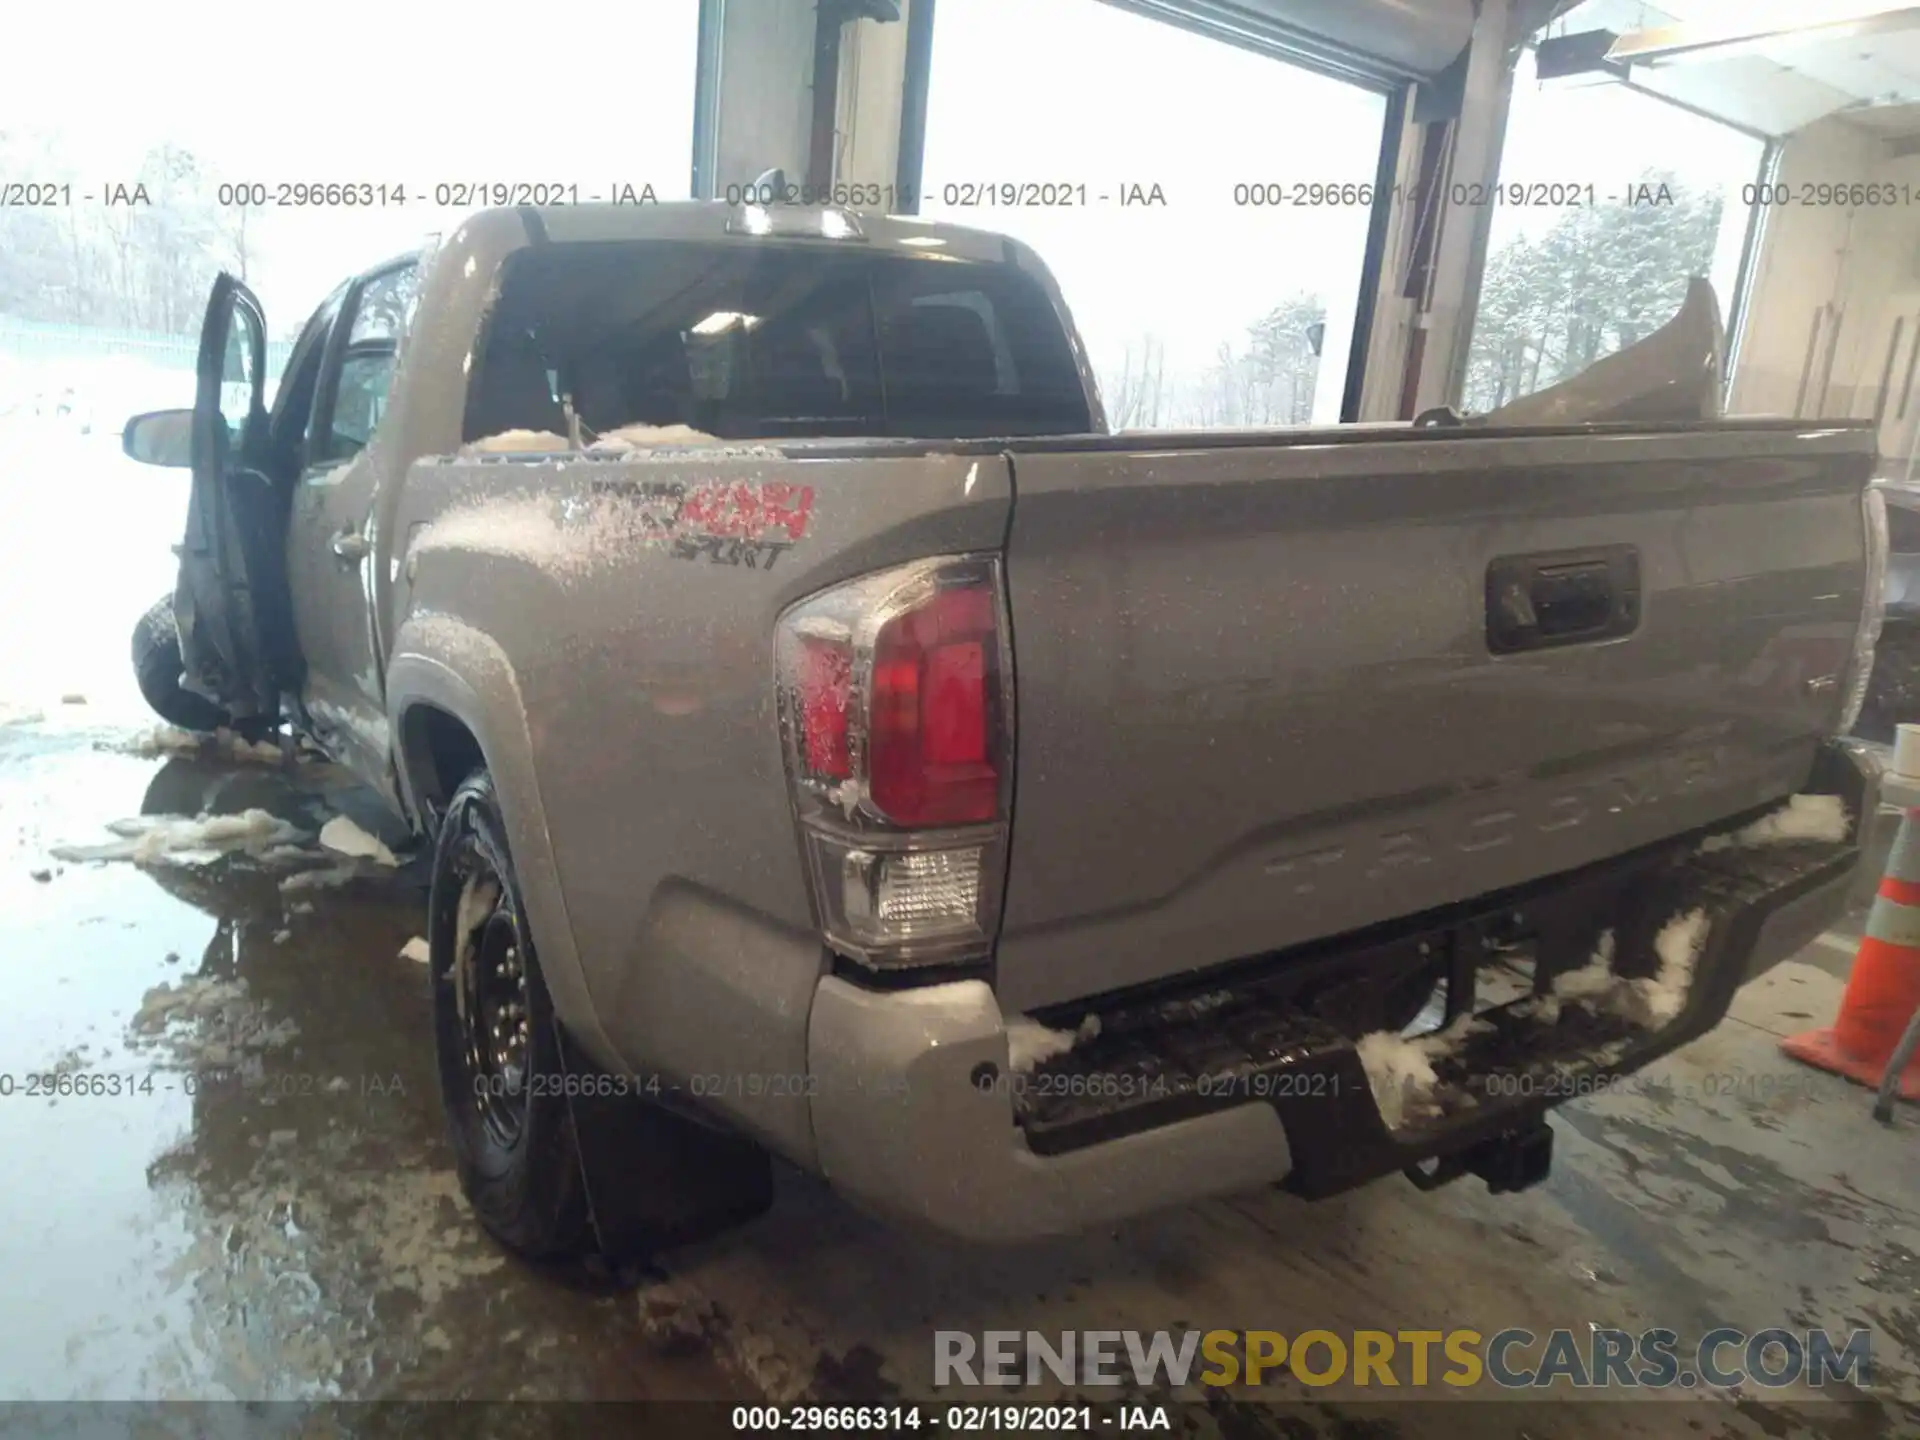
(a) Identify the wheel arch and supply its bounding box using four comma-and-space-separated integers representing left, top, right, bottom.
386, 617, 622, 1070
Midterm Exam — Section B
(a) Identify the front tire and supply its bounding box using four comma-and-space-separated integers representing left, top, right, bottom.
132, 594, 231, 733
431, 769, 594, 1260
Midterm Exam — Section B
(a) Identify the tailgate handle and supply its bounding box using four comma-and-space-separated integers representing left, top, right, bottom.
1487, 547, 1639, 654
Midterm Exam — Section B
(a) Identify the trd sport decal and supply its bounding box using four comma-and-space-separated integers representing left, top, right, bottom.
588, 478, 815, 571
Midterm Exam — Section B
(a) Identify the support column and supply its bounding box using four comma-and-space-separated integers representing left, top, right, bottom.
703, 0, 819, 198
700, 0, 913, 206
1406, 0, 1524, 415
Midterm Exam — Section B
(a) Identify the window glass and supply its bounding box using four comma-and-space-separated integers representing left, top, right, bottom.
918, 0, 1389, 430
327, 351, 395, 459
347, 264, 421, 347
218, 306, 260, 437
1463, 46, 1765, 413
307, 265, 415, 467
465, 242, 1092, 442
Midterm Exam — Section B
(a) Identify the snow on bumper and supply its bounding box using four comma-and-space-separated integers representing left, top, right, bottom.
806, 977, 1295, 1243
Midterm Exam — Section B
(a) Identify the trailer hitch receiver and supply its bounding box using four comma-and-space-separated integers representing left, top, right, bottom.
1467, 1121, 1555, 1195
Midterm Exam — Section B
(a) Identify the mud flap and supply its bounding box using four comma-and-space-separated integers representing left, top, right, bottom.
553, 1023, 773, 1262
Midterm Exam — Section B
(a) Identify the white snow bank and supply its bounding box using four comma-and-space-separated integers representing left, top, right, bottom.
1354, 1013, 1493, 1130
50, 808, 305, 866
462, 429, 569, 455
399, 936, 431, 964
0, 703, 46, 727
1005, 1014, 1101, 1075
1699, 794, 1849, 853
319, 815, 400, 867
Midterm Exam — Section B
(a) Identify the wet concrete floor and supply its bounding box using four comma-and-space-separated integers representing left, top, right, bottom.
1, 419, 1916, 1436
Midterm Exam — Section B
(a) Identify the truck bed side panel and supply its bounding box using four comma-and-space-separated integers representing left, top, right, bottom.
389, 447, 1010, 1155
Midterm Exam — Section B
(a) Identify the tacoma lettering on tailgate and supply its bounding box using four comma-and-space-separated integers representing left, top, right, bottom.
1264, 735, 1733, 894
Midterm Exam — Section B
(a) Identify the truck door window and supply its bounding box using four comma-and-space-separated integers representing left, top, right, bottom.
217, 319, 257, 442
306, 259, 419, 469
327, 350, 393, 455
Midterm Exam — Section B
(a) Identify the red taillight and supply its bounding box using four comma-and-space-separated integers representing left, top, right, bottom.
775, 555, 1011, 970
796, 636, 853, 779
870, 585, 998, 825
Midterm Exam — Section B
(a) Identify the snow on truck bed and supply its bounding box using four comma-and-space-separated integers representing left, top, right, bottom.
458, 425, 785, 460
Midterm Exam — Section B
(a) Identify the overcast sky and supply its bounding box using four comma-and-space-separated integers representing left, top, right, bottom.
5, 0, 1761, 366
3, 0, 700, 326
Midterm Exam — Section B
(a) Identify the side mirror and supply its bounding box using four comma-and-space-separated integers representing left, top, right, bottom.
123, 409, 194, 467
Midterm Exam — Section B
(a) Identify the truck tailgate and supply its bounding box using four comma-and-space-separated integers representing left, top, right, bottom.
995, 423, 1877, 1012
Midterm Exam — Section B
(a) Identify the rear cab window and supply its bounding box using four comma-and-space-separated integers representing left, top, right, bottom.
461, 240, 1093, 443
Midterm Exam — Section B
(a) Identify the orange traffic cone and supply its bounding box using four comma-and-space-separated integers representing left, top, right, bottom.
1781, 808, 1920, 1103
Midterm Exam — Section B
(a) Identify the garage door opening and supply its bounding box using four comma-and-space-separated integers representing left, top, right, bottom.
918, 0, 1392, 432
1463, 43, 1767, 415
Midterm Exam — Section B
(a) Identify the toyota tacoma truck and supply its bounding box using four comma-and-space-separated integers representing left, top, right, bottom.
121, 202, 1887, 1261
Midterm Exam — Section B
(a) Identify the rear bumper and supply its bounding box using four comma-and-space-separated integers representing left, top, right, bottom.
808, 978, 1297, 1243
805, 741, 1878, 1242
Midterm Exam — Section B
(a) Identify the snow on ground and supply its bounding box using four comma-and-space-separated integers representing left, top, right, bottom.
0, 392, 192, 722
128, 974, 300, 1068
48, 808, 306, 867
318, 815, 400, 867
1699, 793, 1850, 852
399, 937, 431, 964
127, 725, 284, 765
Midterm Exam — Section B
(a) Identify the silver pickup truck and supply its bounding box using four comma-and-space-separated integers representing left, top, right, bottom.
122, 202, 1887, 1263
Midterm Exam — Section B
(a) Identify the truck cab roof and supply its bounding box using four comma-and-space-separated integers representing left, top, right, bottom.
434, 201, 1038, 271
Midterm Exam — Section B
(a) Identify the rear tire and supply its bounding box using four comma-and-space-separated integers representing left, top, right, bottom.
431, 769, 595, 1260
131, 594, 230, 734
431, 768, 773, 1266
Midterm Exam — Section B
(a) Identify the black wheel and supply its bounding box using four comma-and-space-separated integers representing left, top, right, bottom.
132, 594, 231, 734
431, 768, 775, 1266
431, 769, 594, 1260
